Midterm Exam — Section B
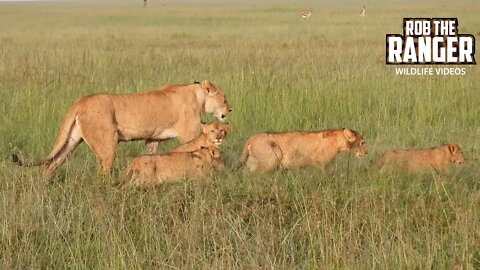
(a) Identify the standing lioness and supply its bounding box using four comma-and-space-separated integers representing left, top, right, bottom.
375, 143, 465, 172
13, 80, 232, 175
237, 128, 367, 173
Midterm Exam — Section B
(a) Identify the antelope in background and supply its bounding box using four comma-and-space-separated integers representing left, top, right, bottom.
300, 11, 312, 19
359, 6, 366, 16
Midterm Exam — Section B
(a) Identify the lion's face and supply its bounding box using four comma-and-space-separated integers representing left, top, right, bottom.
343, 129, 368, 157
444, 143, 466, 164
202, 81, 232, 121
351, 137, 368, 157
202, 122, 230, 146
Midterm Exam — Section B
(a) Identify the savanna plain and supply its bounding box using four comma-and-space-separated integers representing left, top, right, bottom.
0, 0, 479, 268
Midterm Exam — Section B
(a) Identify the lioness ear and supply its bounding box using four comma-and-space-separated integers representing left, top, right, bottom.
192, 151, 203, 159
201, 80, 218, 96
343, 128, 356, 143
447, 144, 458, 154
210, 148, 220, 158
201, 124, 209, 134
223, 123, 230, 132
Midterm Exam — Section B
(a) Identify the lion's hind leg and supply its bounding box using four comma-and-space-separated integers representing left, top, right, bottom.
77, 113, 118, 175
43, 125, 83, 176
244, 139, 281, 173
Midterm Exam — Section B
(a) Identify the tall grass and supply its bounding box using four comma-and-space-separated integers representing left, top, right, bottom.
1, 0, 479, 269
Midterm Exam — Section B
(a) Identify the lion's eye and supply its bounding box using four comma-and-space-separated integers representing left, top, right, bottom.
211, 130, 215, 132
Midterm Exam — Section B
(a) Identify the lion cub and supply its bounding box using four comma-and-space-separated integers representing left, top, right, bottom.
237, 128, 368, 173
125, 147, 222, 187
375, 143, 465, 172
170, 122, 229, 153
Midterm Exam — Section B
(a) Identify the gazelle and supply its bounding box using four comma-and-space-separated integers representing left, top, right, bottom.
300, 11, 312, 19
359, 6, 366, 16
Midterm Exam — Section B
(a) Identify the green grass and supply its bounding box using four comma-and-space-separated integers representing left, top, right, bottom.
1, 0, 479, 268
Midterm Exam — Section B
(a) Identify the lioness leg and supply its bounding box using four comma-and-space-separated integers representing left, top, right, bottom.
242, 139, 281, 173
244, 156, 259, 173
43, 127, 83, 175
257, 156, 280, 173
87, 136, 117, 175
244, 154, 279, 173
79, 117, 118, 175
245, 158, 278, 173
144, 140, 159, 154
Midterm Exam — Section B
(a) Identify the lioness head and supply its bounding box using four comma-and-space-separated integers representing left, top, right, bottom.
201, 80, 232, 121
343, 128, 368, 157
443, 143, 466, 164
202, 121, 230, 146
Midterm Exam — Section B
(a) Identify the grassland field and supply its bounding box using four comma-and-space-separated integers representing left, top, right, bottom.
0, 0, 479, 269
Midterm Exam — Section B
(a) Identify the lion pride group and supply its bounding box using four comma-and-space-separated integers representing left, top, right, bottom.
13, 81, 466, 186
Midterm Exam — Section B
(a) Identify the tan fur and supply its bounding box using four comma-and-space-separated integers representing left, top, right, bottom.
376, 143, 466, 173
126, 147, 223, 186
237, 128, 367, 173
169, 122, 230, 153
14, 80, 232, 176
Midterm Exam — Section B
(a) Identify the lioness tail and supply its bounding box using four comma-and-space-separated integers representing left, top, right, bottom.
13, 106, 78, 168
234, 138, 252, 169
11, 153, 50, 167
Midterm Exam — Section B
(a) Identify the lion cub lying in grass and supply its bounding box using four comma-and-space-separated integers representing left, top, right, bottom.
124, 147, 223, 187
121, 122, 229, 187
237, 128, 368, 173
169, 121, 229, 171
376, 143, 466, 173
